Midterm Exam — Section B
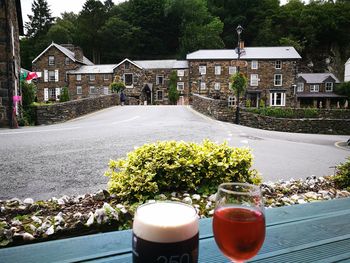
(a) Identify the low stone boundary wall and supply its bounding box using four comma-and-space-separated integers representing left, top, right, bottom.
240, 111, 350, 135
192, 94, 234, 122
35, 94, 119, 125
192, 94, 350, 135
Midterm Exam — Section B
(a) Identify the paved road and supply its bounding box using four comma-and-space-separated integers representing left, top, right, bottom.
0, 106, 348, 200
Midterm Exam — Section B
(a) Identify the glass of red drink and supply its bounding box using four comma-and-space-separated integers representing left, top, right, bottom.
212, 183, 265, 263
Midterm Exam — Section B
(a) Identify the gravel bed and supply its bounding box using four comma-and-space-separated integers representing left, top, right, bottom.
0, 176, 349, 248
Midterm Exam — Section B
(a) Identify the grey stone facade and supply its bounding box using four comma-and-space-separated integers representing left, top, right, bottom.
188, 58, 298, 108
32, 43, 92, 102
0, 0, 23, 127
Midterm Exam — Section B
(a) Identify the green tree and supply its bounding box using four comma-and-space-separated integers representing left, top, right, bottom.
76, 0, 108, 63
230, 72, 247, 96
168, 71, 179, 105
46, 12, 78, 44
335, 82, 350, 100
59, 87, 70, 102
25, 0, 55, 38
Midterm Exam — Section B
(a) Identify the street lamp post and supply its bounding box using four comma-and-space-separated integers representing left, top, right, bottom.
235, 25, 243, 124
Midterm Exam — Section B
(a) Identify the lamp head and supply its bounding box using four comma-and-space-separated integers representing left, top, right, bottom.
236, 25, 243, 35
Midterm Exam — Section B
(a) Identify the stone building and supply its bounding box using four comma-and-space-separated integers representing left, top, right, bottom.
186, 46, 301, 107
0, 0, 23, 127
296, 73, 344, 108
32, 42, 93, 102
67, 64, 115, 100
113, 59, 189, 105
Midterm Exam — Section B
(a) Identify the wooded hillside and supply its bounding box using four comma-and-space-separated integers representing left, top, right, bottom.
21, 0, 350, 79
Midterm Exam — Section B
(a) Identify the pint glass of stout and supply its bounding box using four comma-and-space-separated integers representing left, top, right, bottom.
132, 201, 199, 263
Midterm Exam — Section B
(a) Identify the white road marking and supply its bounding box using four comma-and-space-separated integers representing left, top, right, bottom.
240, 140, 249, 144
0, 127, 81, 135
228, 133, 233, 137
111, 116, 140, 125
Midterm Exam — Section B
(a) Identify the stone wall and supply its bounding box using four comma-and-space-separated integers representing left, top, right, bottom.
240, 110, 350, 135
0, 0, 21, 127
35, 94, 119, 125
192, 94, 350, 135
192, 94, 234, 122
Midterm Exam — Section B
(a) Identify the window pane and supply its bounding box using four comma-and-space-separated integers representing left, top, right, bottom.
125, 74, 133, 85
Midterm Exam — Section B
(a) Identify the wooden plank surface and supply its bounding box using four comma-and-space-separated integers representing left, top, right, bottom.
1, 198, 350, 263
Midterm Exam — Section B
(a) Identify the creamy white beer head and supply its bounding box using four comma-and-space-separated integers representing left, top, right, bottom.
133, 201, 199, 243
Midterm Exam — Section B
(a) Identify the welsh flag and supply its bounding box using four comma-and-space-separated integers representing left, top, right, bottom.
20, 70, 39, 82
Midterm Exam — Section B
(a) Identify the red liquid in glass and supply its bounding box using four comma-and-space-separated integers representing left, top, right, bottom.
213, 207, 265, 262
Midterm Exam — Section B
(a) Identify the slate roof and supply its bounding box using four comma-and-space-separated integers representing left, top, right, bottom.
114, 59, 188, 70
32, 43, 94, 65
186, 47, 301, 60
67, 64, 116, 74
297, 73, 340, 84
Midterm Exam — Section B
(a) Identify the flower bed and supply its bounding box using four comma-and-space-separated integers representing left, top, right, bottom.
1, 176, 349, 248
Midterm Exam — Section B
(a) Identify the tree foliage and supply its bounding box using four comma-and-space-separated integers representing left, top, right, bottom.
168, 71, 179, 105
230, 72, 247, 96
21, 0, 350, 78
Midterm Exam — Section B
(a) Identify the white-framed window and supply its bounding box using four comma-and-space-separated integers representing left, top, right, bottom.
270, 91, 286, 106
103, 86, 109, 95
325, 82, 333, 92
275, 60, 282, 69
310, 84, 319, 92
177, 70, 184, 77
48, 71, 55, 82
89, 86, 97, 94
274, 74, 282, 86
48, 88, 56, 100
177, 82, 184, 91
48, 56, 55, 66
199, 65, 206, 75
215, 65, 221, 75
228, 96, 236, 107
76, 86, 82, 95
157, 90, 163, 100
65, 57, 70, 65
250, 74, 259, 86
156, 75, 164, 85
89, 74, 95, 81
104, 74, 109, 80
76, 74, 81, 81
251, 60, 258, 69
200, 82, 206, 90
297, 82, 304, 92
124, 73, 133, 86
214, 82, 221, 90
229, 66, 237, 75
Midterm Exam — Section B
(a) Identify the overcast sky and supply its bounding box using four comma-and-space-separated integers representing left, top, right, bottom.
21, 0, 126, 24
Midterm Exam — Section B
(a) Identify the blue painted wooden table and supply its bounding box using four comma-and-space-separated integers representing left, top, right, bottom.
1, 198, 350, 263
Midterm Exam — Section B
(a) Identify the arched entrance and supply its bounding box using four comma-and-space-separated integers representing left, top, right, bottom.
141, 84, 152, 105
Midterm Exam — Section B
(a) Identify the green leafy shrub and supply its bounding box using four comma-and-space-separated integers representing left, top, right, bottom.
246, 107, 318, 118
105, 140, 261, 203
333, 157, 350, 191
60, 87, 70, 102
245, 99, 251, 107
259, 99, 265, 108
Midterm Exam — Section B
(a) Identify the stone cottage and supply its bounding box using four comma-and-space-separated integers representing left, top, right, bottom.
0, 0, 23, 127
186, 46, 302, 107
296, 73, 345, 108
32, 42, 94, 102
112, 59, 189, 105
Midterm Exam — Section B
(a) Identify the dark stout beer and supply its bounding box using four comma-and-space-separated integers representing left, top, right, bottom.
132, 202, 199, 263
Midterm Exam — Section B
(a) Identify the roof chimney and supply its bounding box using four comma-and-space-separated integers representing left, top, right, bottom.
239, 41, 245, 50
